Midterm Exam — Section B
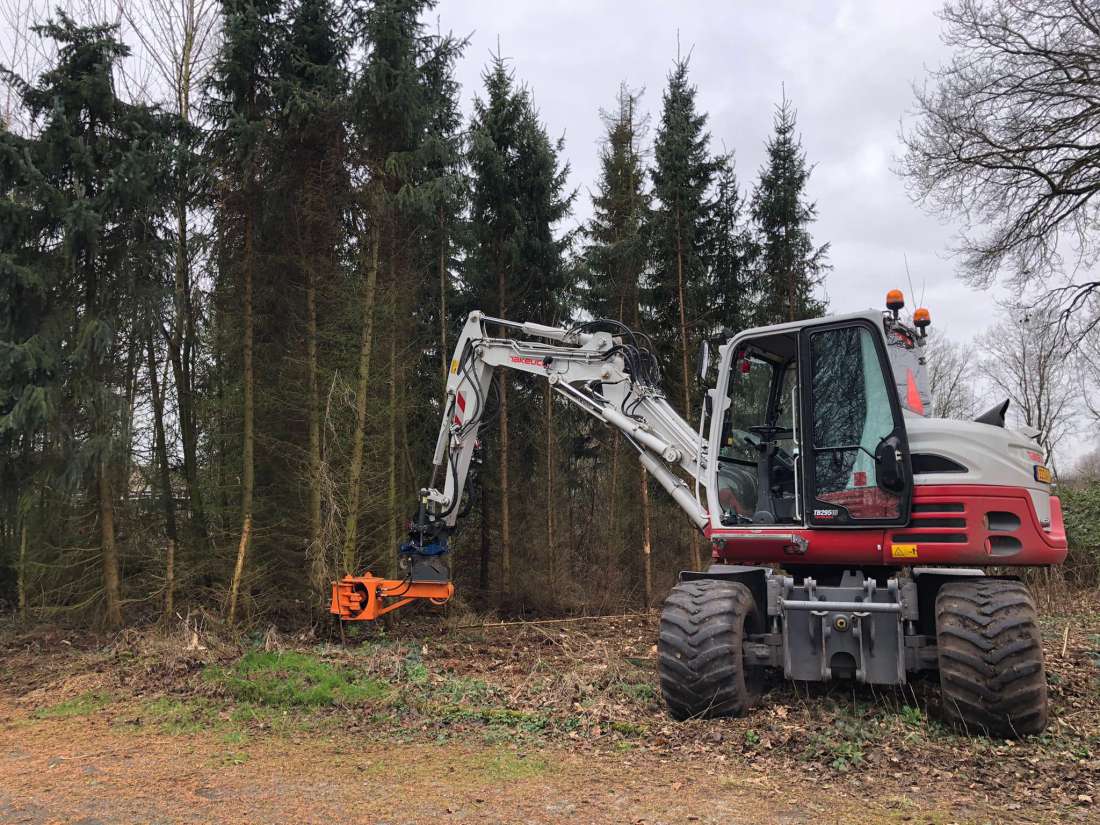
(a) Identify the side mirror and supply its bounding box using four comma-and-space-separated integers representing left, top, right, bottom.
874, 435, 906, 493
696, 340, 710, 380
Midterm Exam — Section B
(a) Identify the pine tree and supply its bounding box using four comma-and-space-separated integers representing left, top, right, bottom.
269, 0, 350, 602
649, 55, 721, 425
466, 53, 572, 606
707, 160, 757, 336
585, 85, 650, 322
208, 0, 280, 624
751, 93, 829, 324
342, 0, 466, 575
0, 15, 172, 627
648, 54, 721, 573
583, 83, 654, 605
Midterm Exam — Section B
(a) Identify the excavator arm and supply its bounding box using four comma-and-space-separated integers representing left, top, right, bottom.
331, 311, 709, 621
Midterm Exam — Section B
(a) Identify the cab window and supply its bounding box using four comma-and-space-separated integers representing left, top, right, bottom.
717, 342, 799, 525
809, 325, 901, 520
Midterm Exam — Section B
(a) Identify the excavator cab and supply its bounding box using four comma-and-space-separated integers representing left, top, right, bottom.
713, 313, 916, 530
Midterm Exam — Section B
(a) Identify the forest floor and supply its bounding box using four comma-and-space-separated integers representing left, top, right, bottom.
0, 592, 1098, 825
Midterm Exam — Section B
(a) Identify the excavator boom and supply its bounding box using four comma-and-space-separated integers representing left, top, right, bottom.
331, 311, 708, 620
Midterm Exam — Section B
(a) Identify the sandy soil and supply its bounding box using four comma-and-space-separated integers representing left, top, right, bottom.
1, 696, 965, 825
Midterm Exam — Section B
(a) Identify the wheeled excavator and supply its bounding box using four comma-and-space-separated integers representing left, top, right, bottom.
331, 291, 1067, 736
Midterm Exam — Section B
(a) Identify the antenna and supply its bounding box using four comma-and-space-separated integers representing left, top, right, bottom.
904, 253, 916, 305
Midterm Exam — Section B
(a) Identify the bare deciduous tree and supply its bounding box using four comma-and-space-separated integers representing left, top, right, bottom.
1070, 299, 1100, 425
980, 304, 1078, 465
1068, 444, 1100, 482
902, 0, 1100, 314
924, 331, 979, 419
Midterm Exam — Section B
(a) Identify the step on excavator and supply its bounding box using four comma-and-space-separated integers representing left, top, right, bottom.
331, 291, 1067, 737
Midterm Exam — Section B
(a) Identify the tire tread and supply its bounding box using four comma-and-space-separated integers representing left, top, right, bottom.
936, 579, 1048, 737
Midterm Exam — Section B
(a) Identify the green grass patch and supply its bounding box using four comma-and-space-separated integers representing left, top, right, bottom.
616, 682, 657, 703
474, 751, 549, 781
433, 675, 495, 704
609, 720, 647, 737
802, 714, 869, 772
433, 703, 553, 736
33, 691, 112, 719
137, 696, 217, 734
898, 704, 923, 727
206, 651, 390, 708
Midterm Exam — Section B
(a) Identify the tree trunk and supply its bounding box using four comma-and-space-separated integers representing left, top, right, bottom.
306, 267, 324, 597
227, 209, 255, 626
387, 303, 398, 577
606, 433, 620, 593
640, 465, 653, 610
674, 213, 702, 572
342, 219, 381, 573
545, 383, 556, 598
17, 522, 27, 621
479, 480, 491, 594
148, 336, 178, 622
98, 458, 122, 628
499, 377, 511, 605
439, 219, 449, 385
498, 278, 512, 607
634, 292, 654, 610
168, 189, 207, 549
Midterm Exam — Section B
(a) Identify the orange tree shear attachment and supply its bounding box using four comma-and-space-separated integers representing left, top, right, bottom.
330, 573, 454, 621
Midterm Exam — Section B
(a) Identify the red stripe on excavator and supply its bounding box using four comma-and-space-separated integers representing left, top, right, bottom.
705, 484, 1065, 567
453, 391, 466, 426
906, 368, 924, 414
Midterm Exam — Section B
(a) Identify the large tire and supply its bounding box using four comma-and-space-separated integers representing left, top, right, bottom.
935, 579, 1048, 737
658, 579, 761, 721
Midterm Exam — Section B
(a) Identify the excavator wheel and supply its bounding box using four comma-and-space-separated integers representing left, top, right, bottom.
935, 579, 1049, 738
658, 579, 762, 720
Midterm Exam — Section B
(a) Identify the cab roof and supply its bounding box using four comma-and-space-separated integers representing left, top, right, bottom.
729, 309, 886, 343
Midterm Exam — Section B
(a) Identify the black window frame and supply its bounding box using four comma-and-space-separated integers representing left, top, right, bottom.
799, 319, 913, 528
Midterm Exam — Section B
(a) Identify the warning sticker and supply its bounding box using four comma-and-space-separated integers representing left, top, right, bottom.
891, 543, 918, 559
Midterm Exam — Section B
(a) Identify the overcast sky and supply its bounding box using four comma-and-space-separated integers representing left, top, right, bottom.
436, 0, 981, 339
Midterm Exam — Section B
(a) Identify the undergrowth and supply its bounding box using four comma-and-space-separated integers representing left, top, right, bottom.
204, 650, 389, 708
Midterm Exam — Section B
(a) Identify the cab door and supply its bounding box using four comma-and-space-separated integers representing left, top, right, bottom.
799, 320, 912, 527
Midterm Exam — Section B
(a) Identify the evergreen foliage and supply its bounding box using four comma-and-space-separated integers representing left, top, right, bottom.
648, 56, 722, 417
0, 15, 173, 626
750, 93, 829, 324
0, 13, 843, 627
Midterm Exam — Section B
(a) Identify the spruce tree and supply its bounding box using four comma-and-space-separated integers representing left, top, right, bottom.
648, 54, 721, 573
466, 53, 572, 606
208, 0, 280, 623
0, 15, 172, 626
269, 0, 350, 601
585, 85, 650, 322
342, 0, 465, 575
583, 83, 654, 605
649, 56, 721, 421
751, 93, 829, 324
707, 160, 757, 335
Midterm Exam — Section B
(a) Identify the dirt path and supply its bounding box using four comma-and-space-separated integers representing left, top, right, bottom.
1, 697, 952, 825
2, 605, 1096, 825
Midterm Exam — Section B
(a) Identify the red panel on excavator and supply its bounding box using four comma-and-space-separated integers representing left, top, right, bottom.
707, 484, 1066, 568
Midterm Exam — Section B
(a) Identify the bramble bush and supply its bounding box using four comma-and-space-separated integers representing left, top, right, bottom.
1057, 484, 1100, 584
